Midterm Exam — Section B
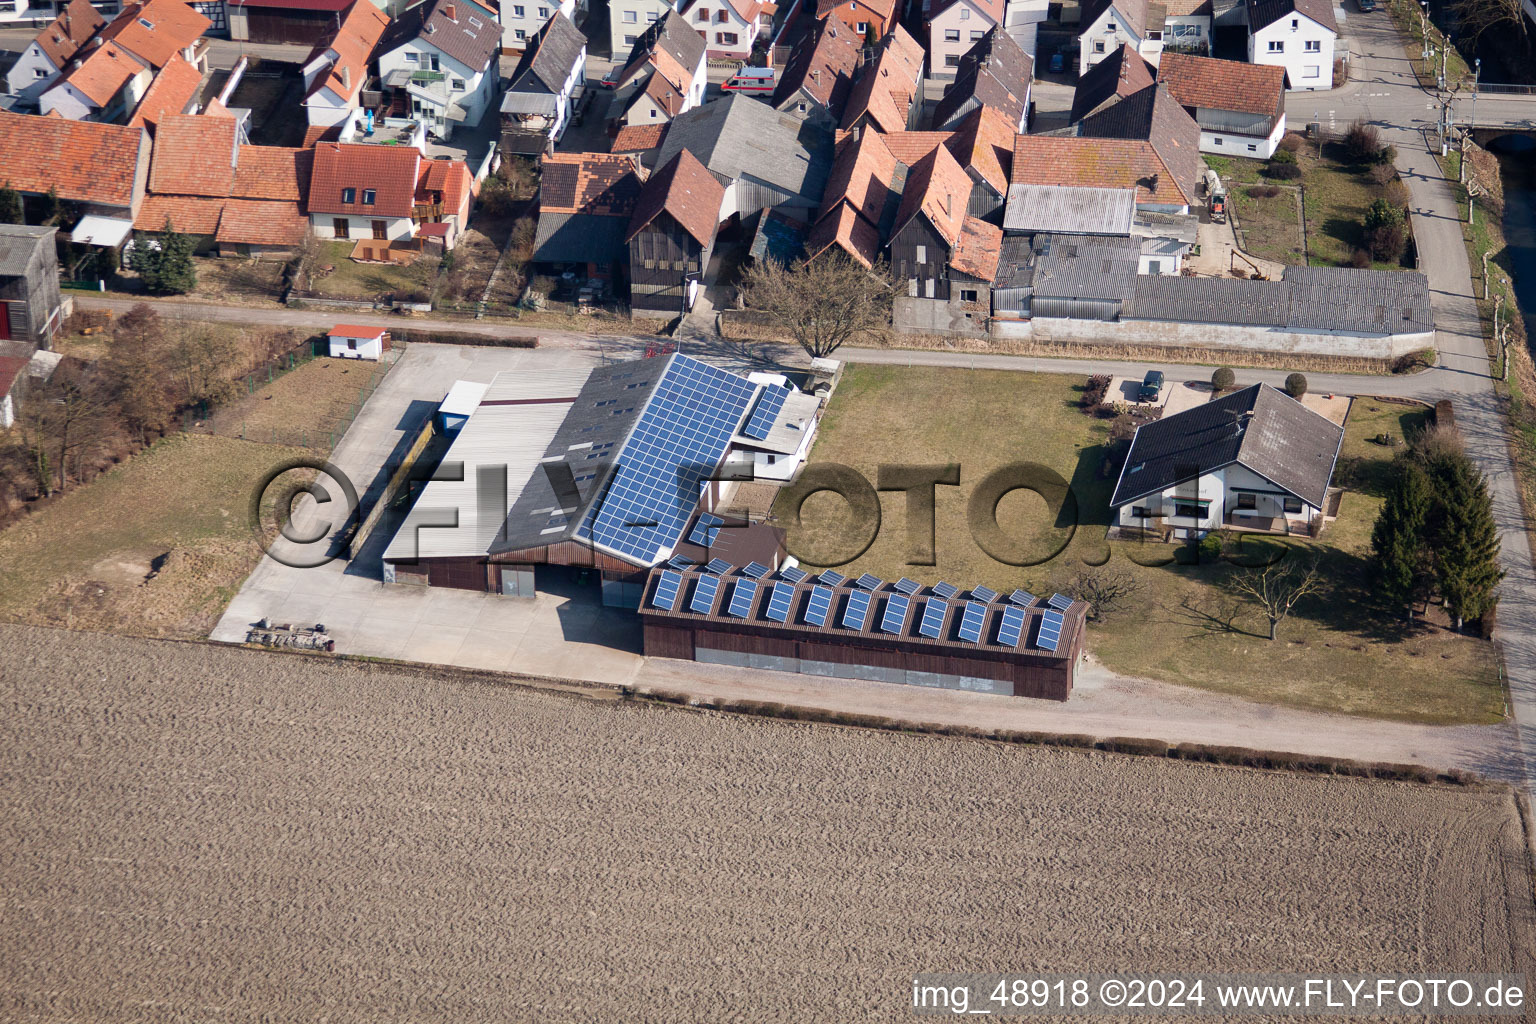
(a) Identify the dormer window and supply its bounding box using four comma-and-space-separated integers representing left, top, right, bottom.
958, 6, 969, 16
137, 17, 153, 28
362, 189, 376, 205
468, 14, 482, 26
342, 187, 356, 203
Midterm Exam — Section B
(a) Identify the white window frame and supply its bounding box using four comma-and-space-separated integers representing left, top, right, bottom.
1303, 64, 1320, 77
622, 8, 636, 20
1267, 40, 1283, 52
1304, 39, 1320, 51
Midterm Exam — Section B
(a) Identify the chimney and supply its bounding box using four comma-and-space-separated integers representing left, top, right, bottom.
811, 68, 820, 82
342, 65, 351, 89
62, 11, 70, 32
445, 2, 456, 18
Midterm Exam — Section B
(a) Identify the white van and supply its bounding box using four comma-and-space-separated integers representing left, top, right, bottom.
722, 67, 775, 95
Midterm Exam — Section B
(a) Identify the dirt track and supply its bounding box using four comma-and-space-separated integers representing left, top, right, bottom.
2, 623, 1533, 1023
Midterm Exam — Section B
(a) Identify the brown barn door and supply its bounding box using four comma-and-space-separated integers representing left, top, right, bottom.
0, 301, 10, 340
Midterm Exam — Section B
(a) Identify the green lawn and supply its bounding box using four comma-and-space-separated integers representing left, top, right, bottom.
307, 241, 441, 303
781, 366, 1503, 724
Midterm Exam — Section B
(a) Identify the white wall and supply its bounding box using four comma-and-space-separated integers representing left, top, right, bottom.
1248, 13, 1334, 90
0, 0, 39, 25
329, 333, 385, 358
1198, 112, 1285, 157
0, 390, 12, 430
5, 44, 60, 103
310, 213, 416, 241
988, 314, 1434, 359
377, 39, 497, 137
609, 0, 678, 54
929, 0, 997, 77
501, 0, 577, 50
1077, 3, 1142, 71
679, 0, 759, 58
38, 78, 97, 119
1114, 463, 1318, 536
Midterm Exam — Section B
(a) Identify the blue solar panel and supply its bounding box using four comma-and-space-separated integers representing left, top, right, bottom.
998, 606, 1026, 647
651, 570, 682, 610
687, 512, 724, 546
705, 558, 732, 575
690, 574, 720, 614
854, 573, 884, 590
1047, 593, 1073, 611
667, 555, 696, 570
777, 565, 808, 584
879, 594, 910, 634
893, 577, 920, 595
931, 581, 959, 600
741, 561, 769, 579
957, 601, 987, 643
841, 590, 872, 630
970, 585, 999, 603
818, 570, 847, 587
805, 585, 833, 626
766, 582, 794, 622
728, 579, 758, 617
1008, 589, 1036, 607
1036, 609, 1065, 652
917, 599, 947, 639
741, 385, 789, 440
578, 356, 757, 564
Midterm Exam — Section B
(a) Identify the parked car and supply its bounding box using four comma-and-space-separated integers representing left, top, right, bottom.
1357, 0, 1376, 11
1138, 370, 1165, 402
1048, 51, 1065, 73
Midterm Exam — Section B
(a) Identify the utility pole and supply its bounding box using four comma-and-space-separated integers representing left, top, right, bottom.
1469, 57, 1481, 131
1483, 250, 1491, 297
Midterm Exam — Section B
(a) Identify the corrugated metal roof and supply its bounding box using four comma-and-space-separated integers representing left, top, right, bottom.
1003, 184, 1137, 236
1129, 267, 1434, 335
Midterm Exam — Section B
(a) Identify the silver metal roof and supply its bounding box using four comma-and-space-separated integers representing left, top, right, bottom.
1004, 184, 1137, 237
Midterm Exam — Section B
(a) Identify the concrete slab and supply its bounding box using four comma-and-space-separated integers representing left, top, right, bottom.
1302, 392, 1352, 425
1161, 381, 1212, 417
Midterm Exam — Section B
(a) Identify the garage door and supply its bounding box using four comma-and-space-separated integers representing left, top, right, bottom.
427, 560, 488, 591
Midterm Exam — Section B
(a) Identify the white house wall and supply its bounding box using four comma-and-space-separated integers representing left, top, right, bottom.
310, 213, 416, 241
610, 0, 678, 52
38, 79, 98, 119
377, 41, 497, 136
1199, 113, 1285, 157
1248, 12, 1334, 89
5, 45, 61, 103
681, 0, 759, 58
929, 0, 998, 76
500, 0, 578, 49
1078, 4, 1143, 70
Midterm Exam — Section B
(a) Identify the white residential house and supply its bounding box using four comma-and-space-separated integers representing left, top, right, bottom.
926, 0, 1004, 76
374, 0, 501, 140
1110, 383, 1345, 541
4, 0, 104, 105
38, 46, 153, 120
677, 0, 768, 60
300, 0, 389, 128
306, 141, 422, 242
1078, 0, 1211, 71
1245, 0, 1336, 90
608, 10, 707, 127
497, 0, 580, 52
610, 0, 680, 52
1155, 51, 1287, 156
500, 10, 586, 153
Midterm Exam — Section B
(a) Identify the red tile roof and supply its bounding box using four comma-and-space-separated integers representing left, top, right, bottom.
950, 215, 1000, 280
216, 199, 309, 246
302, 123, 343, 147
804, 202, 883, 267
839, 28, 923, 133
626, 148, 723, 247
816, 0, 896, 22
134, 193, 223, 233
893, 142, 971, 248
97, 0, 212, 69
232, 145, 311, 201
128, 52, 203, 131
1155, 52, 1285, 119
611, 122, 668, 153
54, 42, 146, 107
328, 323, 389, 337
303, 0, 390, 104
0, 111, 145, 208
817, 129, 899, 228
877, 130, 948, 166
538, 152, 642, 217
1069, 42, 1154, 122
31, 0, 105, 71
0, 354, 30, 400
148, 112, 237, 195
307, 142, 421, 219
1010, 135, 1196, 205
946, 105, 1013, 194
416, 157, 474, 220
773, 16, 860, 113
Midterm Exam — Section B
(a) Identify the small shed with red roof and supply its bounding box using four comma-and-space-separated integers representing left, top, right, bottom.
327, 322, 390, 359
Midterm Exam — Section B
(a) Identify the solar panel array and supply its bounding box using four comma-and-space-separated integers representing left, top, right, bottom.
804, 585, 833, 626
931, 581, 959, 600
1036, 609, 1065, 652
918, 599, 947, 639
728, 579, 758, 617
667, 555, 696, 570
690, 574, 720, 614
741, 385, 789, 441
778, 565, 808, 584
971, 585, 999, 603
880, 594, 910, 634
957, 601, 987, 643
765, 581, 795, 622
842, 589, 872, 630
1047, 593, 1074, 611
741, 561, 769, 579
997, 606, 1026, 647
893, 577, 920, 595
854, 573, 884, 590
578, 356, 756, 564
705, 557, 732, 575
687, 512, 723, 546
818, 569, 847, 587
1009, 589, 1035, 607
652, 570, 682, 610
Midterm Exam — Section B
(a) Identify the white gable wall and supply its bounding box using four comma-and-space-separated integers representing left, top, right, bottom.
1078, 2, 1143, 70
377, 38, 497, 137
610, 0, 681, 53
5, 44, 62, 103
1247, 11, 1334, 89
500, 0, 578, 50
929, 0, 999, 77
1198, 110, 1285, 157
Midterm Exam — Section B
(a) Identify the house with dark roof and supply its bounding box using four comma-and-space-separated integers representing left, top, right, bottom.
1049, 81, 1205, 213
0, 111, 150, 248
374, 0, 500, 140
1245, 0, 1337, 89
1069, 42, 1154, 122
0, 225, 64, 349
495, 0, 581, 54
500, 11, 587, 155
228, 0, 357, 45
771, 16, 861, 129
626, 148, 724, 317
606, 10, 708, 129
1076, 0, 1211, 72
803, 128, 903, 267
838, 25, 924, 134
1109, 383, 1345, 541
532, 151, 644, 284
299, 0, 391, 130
1156, 52, 1286, 156
931, 26, 1032, 132
678, 0, 771, 60
889, 143, 1002, 337
5, 0, 104, 106
653, 93, 834, 221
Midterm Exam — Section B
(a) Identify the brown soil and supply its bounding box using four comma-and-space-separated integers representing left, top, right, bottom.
1, 624, 1532, 1022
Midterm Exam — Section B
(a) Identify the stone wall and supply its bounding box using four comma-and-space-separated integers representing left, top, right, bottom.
987, 316, 1434, 359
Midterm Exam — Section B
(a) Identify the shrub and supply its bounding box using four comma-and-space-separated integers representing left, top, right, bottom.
1367, 221, 1408, 263
1349, 248, 1372, 269
1383, 178, 1411, 209
1278, 133, 1304, 153
1367, 163, 1396, 186
1082, 373, 1111, 408
1477, 603, 1496, 639
1270, 147, 1297, 164
1343, 119, 1381, 162
1211, 366, 1235, 393
1375, 144, 1398, 166
1092, 402, 1120, 419
1109, 413, 1138, 443
1198, 532, 1223, 563
1390, 348, 1434, 373
1284, 372, 1308, 398
1264, 161, 1302, 180
1246, 184, 1281, 199
1433, 398, 1455, 429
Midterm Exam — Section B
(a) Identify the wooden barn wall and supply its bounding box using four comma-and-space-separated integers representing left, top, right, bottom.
890, 215, 951, 300
490, 541, 637, 574
644, 623, 696, 660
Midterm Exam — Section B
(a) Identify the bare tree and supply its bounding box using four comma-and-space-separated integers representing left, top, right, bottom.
1451, 0, 1527, 43
1228, 555, 1326, 641
165, 325, 238, 409
1052, 564, 1144, 621
737, 254, 894, 359
16, 361, 119, 494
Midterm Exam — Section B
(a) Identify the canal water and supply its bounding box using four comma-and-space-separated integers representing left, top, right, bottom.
1487, 134, 1536, 346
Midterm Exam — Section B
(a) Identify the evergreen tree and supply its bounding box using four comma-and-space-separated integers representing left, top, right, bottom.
0, 181, 21, 225
1371, 461, 1434, 619
1431, 457, 1503, 629
39, 186, 59, 225
129, 219, 197, 295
